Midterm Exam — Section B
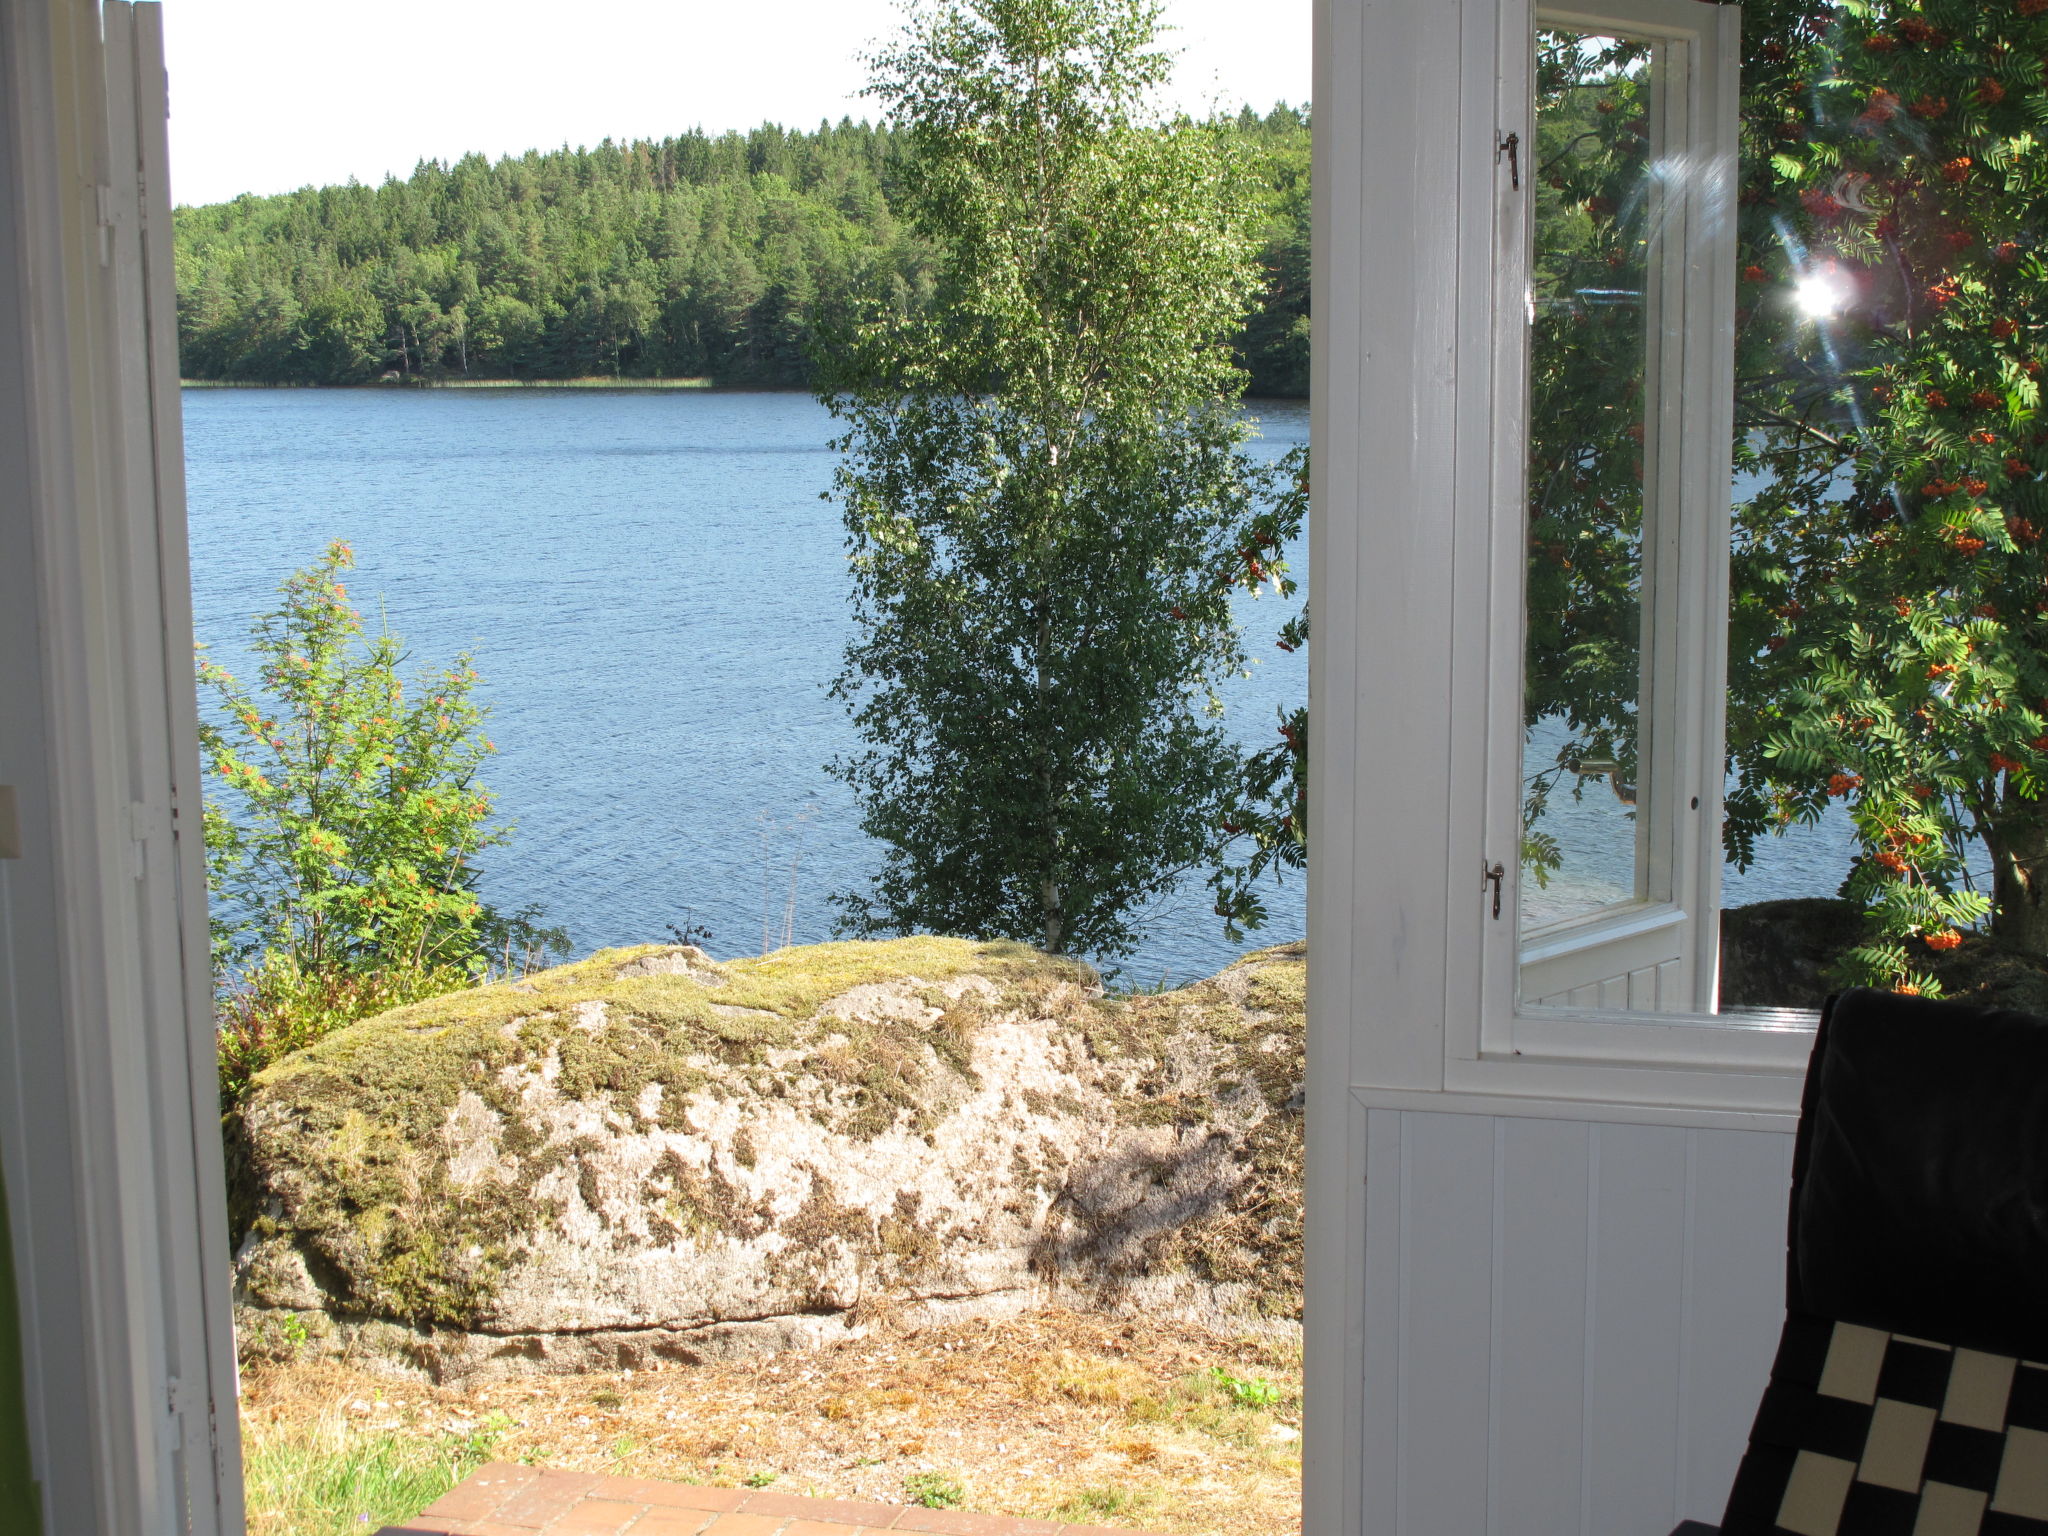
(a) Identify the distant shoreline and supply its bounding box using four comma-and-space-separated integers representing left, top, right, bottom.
181, 376, 725, 391
179, 379, 1312, 403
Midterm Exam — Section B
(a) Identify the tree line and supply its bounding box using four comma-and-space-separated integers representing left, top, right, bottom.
173, 108, 1309, 396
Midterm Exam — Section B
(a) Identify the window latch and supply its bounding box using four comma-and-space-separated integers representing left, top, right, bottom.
1483, 860, 1506, 920
1497, 131, 1521, 191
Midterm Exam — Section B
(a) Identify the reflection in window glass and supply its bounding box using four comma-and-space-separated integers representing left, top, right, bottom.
1522, 30, 1659, 936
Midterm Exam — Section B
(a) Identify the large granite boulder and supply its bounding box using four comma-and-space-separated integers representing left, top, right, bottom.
231, 937, 1304, 1380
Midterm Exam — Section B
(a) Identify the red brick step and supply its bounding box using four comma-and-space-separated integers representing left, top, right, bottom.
376, 1462, 1171, 1536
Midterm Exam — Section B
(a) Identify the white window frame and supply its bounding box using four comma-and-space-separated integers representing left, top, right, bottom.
1469, 0, 1816, 1109
1307, 0, 1803, 1162
1479, 0, 1770, 1055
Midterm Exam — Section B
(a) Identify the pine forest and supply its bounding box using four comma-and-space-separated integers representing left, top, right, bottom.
173, 107, 1310, 396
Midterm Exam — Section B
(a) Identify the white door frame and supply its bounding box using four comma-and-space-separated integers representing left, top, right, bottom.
0, 0, 243, 1529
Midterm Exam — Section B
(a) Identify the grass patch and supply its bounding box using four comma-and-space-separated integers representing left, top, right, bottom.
905, 1469, 967, 1508
1054, 1485, 1145, 1522
240, 1398, 506, 1536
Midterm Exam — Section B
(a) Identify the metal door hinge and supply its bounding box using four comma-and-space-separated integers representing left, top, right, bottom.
95, 183, 115, 264
1483, 860, 1506, 920
129, 800, 167, 880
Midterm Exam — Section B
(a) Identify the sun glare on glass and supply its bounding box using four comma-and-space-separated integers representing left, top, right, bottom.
1793, 270, 1850, 320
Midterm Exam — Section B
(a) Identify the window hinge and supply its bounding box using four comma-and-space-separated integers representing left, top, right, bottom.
1497, 131, 1521, 191
94, 183, 114, 265
129, 800, 167, 880
1483, 860, 1506, 920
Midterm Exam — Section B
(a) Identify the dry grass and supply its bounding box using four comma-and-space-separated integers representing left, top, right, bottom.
237, 1308, 1302, 1536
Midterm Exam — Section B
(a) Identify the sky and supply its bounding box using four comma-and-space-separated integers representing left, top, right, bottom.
162, 0, 1311, 209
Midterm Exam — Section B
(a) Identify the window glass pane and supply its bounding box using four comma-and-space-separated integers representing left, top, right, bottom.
1521, 28, 1660, 936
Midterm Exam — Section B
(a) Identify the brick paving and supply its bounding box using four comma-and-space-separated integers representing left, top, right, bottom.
375, 1463, 1173, 1536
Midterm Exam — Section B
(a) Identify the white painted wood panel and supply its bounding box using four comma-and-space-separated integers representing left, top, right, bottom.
1584, 1124, 1690, 1532
1395, 1113, 1498, 1534
1358, 1104, 1793, 1535
1488, 1119, 1591, 1536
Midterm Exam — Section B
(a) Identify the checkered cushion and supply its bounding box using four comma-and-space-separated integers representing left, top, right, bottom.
1721, 1312, 2048, 1535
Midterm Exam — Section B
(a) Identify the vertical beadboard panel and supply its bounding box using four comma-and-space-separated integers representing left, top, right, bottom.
1359, 1108, 1407, 1536
1398, 1112, 1498, 1534
1677, 1128, 1796, 1521
1487, 1118, 1593, 1535
1360, 1106, 1792, 1536
1584, 1124, 1691, 1534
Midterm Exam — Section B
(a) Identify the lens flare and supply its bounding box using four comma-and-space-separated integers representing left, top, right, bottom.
1794, 271, 1850, 319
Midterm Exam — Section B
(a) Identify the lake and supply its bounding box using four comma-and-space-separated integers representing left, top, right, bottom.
182, 387, 1857, 988
181, 387, 1311, 988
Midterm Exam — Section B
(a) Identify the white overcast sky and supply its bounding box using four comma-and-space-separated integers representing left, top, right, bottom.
162, 0, 1310, 208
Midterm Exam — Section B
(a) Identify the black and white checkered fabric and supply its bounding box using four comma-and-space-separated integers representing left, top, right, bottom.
1721, 1312, 2048, 1535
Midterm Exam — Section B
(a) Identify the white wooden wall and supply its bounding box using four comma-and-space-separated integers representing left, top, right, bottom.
1356, 1108, 1793, 1535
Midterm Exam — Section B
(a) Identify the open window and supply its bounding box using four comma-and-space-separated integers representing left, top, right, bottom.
1479, 0, 1756, 1059
1505, 1, 1741, 1018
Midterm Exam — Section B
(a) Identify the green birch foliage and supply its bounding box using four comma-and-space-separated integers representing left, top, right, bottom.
823, 0, 1282, 958
200, 542, 560, 1099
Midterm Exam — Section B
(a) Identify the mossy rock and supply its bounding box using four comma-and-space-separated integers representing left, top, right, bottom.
232, 938, 1304, 1379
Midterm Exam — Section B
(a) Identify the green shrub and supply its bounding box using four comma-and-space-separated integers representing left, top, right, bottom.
200, 541, 562, 1108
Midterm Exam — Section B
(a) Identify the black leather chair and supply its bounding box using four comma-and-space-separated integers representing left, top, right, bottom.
1676, 987, 2048, 1535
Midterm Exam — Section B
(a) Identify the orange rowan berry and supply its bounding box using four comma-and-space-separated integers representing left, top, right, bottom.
1925, 929, 1965, 951
1995, 318, 2021, 340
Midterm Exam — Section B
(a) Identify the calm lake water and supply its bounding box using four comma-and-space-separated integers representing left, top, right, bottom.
182, 388, 1310, 987
182, 386, 1856, 986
